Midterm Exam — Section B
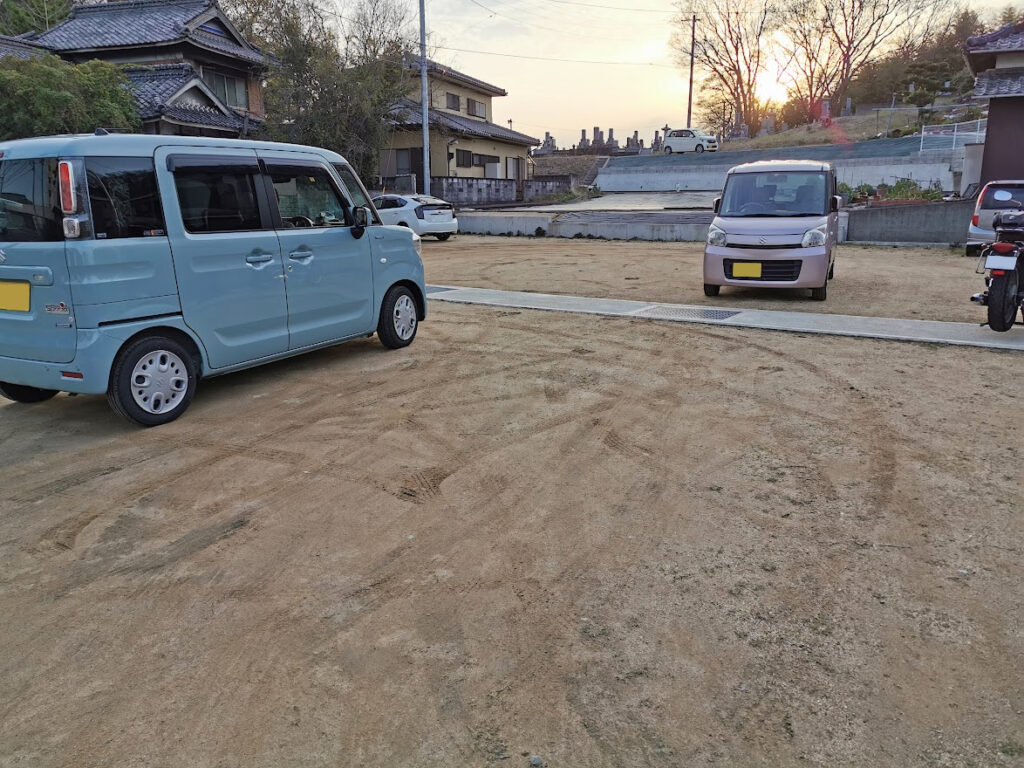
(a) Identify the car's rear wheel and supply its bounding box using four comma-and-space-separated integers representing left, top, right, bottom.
695, 144, 705, 153
108, 335, 198, 427
0, 382, 58, 403
703, 283, 720, 297
435, 233, 452, 241
377, 285, 418, 349
664, 146, 673, 155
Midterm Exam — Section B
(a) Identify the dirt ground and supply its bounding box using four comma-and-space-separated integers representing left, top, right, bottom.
2, 302, 1023, 767
423, 236, 983, 324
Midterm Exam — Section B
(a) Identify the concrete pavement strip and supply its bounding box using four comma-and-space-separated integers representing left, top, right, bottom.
425, 285, 1024, 351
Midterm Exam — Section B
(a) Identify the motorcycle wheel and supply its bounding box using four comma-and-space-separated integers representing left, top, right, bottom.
987, 270, 1019, 332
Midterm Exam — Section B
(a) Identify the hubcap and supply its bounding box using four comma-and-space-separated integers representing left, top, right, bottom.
393, 295, 417, 340
130, 350, 188, 415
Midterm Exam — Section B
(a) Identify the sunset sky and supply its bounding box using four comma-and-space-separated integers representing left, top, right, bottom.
386, 0, 1014, 149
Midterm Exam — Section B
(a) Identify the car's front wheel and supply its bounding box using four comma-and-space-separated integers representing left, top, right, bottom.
695, 144, 705, 153
664, 146, 673, 155
378, 285, 419, 349
0, 382, 58, 403
107, 335, 198, 426
703, 283, 720, 297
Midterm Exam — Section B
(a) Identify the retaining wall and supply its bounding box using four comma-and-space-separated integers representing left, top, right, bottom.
595, 155, 958, 193
845, 199, 973, 244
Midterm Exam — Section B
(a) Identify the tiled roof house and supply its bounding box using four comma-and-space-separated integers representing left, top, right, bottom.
384, 59, 539, 191
2, 0, 266, 137
965, 22, 1024, 184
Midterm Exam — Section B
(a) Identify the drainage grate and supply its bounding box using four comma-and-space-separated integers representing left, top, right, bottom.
633, 305, 740, 321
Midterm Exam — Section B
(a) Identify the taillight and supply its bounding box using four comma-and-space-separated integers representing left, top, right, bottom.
973, 184, 989, 227
992, 241, 1017, 254
58, 160, 76, 214
415, 205, 425, 220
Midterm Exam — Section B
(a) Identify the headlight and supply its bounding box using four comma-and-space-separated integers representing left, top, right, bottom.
801, 228, 827, 248
707, 225, 727, 247
412, 231, 422, 257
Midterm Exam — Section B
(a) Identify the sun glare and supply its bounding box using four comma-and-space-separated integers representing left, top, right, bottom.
755, 70, 791, 105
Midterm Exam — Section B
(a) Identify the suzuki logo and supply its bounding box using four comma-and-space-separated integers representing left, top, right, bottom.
759, 236, 768, 245
0, 249, 6, 264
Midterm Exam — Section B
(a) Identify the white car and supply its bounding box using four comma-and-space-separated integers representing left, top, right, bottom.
663, 128, 719, 154
372, 194, 458, 240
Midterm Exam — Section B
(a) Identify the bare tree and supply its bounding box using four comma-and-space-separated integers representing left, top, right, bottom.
342, 0, 415, 64
822, 0, 951, 106
775, 0, 840, 110
672, 0, 775, 137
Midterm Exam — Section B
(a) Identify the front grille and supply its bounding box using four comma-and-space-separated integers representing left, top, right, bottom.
726, 242, 803, 249
724, 259, 802, 281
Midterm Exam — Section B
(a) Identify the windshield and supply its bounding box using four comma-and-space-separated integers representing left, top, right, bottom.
720, 171, 827, 217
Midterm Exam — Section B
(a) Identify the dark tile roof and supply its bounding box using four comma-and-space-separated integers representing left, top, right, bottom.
390, 98, 539, 146
126, 63, 197, 118
974, 67, 1024, 99
0, 33, 48, 60
126, 63, 251, 131
965, 21, 1024, 53
406, 57, 507, 97
162, 103, 248, 130
35, 0, 265, 65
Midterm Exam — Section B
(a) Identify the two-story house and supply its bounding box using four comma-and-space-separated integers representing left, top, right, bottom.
2, 0, 267, 137
383, 59, 539, 192
965, 22, 1024, 184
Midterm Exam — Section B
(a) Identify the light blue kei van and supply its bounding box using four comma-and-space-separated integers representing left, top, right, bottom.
0, 133, 426, 426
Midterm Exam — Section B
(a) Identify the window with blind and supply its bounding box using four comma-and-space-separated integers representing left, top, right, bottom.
466, 98, 487, 118
455, 149, 472, 168
446, 92, 461, 110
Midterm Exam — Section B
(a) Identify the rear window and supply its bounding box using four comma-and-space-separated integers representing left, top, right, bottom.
0, 158, 62, 242
86, 157, 165, 240
981, 185, 1024, 210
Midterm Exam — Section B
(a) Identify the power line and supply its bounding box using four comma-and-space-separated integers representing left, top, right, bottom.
432, 43, 678, 67
461, 0, 638, 40
544, 0, 674, 13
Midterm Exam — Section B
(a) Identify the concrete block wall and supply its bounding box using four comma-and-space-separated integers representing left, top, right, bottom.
845, 199, 974, 244
426, 176, 575, 205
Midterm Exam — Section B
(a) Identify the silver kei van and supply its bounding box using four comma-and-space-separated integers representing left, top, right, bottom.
704, 160, 840, 301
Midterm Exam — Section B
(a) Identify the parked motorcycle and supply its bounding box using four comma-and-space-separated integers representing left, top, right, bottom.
971, 190, 1024, 332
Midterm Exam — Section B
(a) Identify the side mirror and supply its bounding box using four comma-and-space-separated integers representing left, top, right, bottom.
713, 197, 721, 213
351, 206, 370, 239
831, 195, 841, 213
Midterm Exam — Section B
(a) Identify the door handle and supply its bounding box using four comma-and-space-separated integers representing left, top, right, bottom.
288, 250, 314, 263
245, 253, 274, 265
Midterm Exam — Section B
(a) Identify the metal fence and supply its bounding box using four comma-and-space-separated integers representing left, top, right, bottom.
919, 119, 987, 152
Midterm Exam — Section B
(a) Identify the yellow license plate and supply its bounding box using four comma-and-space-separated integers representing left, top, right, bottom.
732, 262, 762, 278
0, 280, 30, 312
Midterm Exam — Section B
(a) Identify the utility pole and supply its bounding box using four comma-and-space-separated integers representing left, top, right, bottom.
686, 13, 696, 128
419, 0, 431, 196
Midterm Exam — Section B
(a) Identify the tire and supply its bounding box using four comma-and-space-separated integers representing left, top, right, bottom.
810, 282, 828, 301
695, 144, 705, 154
987, 270, 1019, 332
377, 285, 419, 349
828, 262, 835, 280
703, 283, 720, 297
396, 221, 410, 228
0, 382, 58, 403
435, 233, 451, 241
664, 146, 673, 155
107, 335, 198, 427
